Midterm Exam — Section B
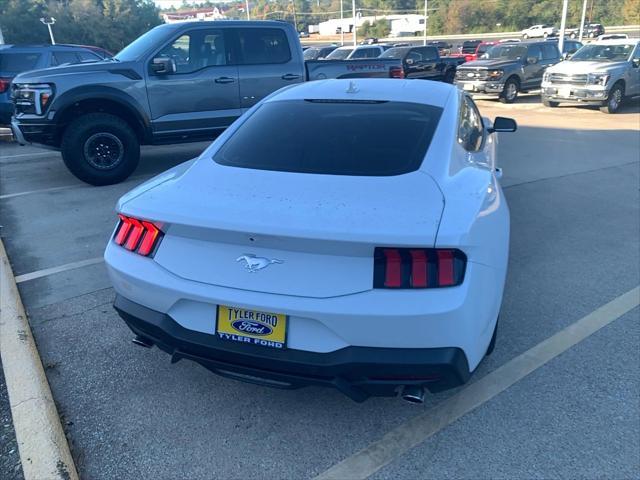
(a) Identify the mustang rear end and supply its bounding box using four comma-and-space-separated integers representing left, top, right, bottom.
105, 79, 516, 402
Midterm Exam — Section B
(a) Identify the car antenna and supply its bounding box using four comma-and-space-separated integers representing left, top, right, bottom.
346, 81, 359, 94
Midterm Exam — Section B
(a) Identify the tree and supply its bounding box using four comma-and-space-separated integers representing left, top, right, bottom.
0, 0, 161, 53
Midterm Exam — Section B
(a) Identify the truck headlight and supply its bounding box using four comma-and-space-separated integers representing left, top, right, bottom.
586, 73, 609, 86
542, 72, 550, 82
487, 69, 503, 80
12, 83, 54, 115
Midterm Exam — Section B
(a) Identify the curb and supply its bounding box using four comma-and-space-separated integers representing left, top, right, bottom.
0, 239, 79, 480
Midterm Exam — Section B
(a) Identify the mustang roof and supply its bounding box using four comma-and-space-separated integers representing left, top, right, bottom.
267, 79, 455, 108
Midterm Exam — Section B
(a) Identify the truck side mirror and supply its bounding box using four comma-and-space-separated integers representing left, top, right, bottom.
632, 58, 640, 68
488, 116, 517, 133
527, 56, 538, 64
405, 58, 414, 65
151, 57, 176, 75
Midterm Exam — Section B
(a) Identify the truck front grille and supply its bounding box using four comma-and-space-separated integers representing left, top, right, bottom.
455, 69, 488, 81
548, 73, 588, 85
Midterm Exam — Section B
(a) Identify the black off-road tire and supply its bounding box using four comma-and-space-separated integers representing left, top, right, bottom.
543, 99, 559, 107
61, 113, 140, 186
486, 319, 498, 356
499, 77, 519, 104
600, 83, 624, 114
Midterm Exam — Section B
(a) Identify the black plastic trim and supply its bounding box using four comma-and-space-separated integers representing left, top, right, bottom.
114, 295, 471, 402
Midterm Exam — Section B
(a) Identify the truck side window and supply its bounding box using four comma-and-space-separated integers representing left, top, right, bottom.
157, 30, 227, 73
237, 28, 291, 65
542, 44, 558, 60
53, 51, 80, 65
458, 96, 484, 152
419, 47, 437, 61
527, 45, 543, 61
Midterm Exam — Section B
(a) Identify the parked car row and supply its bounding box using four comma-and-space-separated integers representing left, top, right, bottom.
454, 38, 640, 114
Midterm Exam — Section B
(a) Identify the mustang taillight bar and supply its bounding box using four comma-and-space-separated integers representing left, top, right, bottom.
374, 247, 467, 289
113, 214, 163, 257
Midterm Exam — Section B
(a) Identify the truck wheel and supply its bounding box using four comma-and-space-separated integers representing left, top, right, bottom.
499, 78, 519, 104
543, 32, 549, 38
444, 69, 455, 84
486, 318, 498, 356
522, 34, 528, 39
570, 32, 577, 39
600, 83, 624, 114
543, 99, 559, 107
61, 113, 140, 186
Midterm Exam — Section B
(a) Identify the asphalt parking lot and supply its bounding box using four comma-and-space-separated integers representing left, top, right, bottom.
1, 96, 639, 479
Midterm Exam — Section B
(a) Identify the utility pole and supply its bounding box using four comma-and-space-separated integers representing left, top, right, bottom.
422, 0, 428, 46
352, 0, 356, 46
245, 0, 250, 20
558, 0, 568, 55
291, 1, 298, 32
340, 0, 344, 45
579, 0, 588, 41
588, 0, 595, 24
40, 17, 56, 45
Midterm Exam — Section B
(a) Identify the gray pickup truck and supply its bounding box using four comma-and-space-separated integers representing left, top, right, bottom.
11, 21, 402, 185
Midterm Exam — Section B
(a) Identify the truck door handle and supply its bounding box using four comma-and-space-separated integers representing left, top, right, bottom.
215, 76, 235, 84
281, 73, 302, 81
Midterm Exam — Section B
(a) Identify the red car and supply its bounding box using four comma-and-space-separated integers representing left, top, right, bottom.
451, 41, 497, 62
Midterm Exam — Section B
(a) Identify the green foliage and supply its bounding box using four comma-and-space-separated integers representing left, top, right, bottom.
0, 0, 162, 53
358, 18, 390, 38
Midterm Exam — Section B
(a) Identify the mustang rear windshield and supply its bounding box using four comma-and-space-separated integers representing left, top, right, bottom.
213, 100, 443, 176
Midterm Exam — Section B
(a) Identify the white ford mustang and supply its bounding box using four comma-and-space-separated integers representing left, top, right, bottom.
104, 79, 516, 403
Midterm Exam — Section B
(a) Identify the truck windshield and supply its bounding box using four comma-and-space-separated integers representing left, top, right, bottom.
114, 26, 172, 62
213, 100, 443, 176
485, 45, 527, 60
379, 47, 410, 59
569, 43, 634, 62
326, 48, 353, 60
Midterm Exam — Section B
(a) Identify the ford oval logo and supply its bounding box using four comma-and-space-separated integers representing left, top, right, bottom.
231, 320, 273, 336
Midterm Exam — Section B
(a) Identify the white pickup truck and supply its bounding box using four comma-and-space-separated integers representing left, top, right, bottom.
521, 25, 557, 39
541, 39, 640, 113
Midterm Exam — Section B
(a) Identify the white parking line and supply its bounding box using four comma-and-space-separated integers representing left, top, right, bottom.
315, 286, 640, 480
0, 184, 85, 200
15, 257, 104, 284
0, 151, 55, 160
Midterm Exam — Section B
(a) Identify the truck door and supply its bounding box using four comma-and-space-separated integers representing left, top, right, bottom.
629, 46, 640, 96
408, 47, 441, 80
232, 27, 304, 111
146, 27, 241, 137
522, 44, 545, 89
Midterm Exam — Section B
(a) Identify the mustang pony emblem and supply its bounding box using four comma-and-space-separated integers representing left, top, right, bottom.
236, 254, 283, 273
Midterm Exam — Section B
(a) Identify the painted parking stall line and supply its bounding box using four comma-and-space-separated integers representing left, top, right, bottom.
315, 286, 640, 480
15, 257, 104, 284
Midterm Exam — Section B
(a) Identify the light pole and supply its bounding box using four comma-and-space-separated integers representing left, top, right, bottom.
340, 0, 344, 45
579, 0, 588, 41
40, 17, 56, 45
352, 0, 356, 46
291, 1, 298, 32
558, 0, 568, 55
422, 0, 428, 46
245, 0, 250, 20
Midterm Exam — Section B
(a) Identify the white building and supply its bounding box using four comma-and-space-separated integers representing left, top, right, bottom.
162, 7, 227, 24
315, 14, 425, 37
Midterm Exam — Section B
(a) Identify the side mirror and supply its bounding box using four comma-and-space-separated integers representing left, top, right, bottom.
151, 57, 176, 75
488, 116, 517, 134
405, 58, 414, 65
527, 56, 538, 64
632, 58, 640, 68
562, 52, 569, 60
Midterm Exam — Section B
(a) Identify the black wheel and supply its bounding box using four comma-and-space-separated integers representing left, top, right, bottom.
543, 32, 549, 38
570, 32, 577, 39
600, 83, 624, 114
522, 33, 528, 39
443, 69, 455, 84
499, 77, 519, 104
61, 113, 140, 186
486, 319, 498, 356
543, 99, 559, 107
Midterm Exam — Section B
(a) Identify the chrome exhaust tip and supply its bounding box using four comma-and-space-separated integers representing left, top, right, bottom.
401, 385, 425, 404
132, 335, 153, 348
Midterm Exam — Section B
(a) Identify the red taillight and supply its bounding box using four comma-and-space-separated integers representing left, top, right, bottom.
374, 247, 466, 289
389, 66, 405, 79
0, 78, 11, 94
113, 215, 163, 257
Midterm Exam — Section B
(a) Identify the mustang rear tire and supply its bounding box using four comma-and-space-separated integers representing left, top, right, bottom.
61, 113, 140, 186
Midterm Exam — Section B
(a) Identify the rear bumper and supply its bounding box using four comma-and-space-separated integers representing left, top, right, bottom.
114, 294, 471, 402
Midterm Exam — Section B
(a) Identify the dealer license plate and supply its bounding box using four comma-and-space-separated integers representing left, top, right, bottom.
559, 87, 571, 98
216, 305, 287, 349
463, 83, 475, 91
